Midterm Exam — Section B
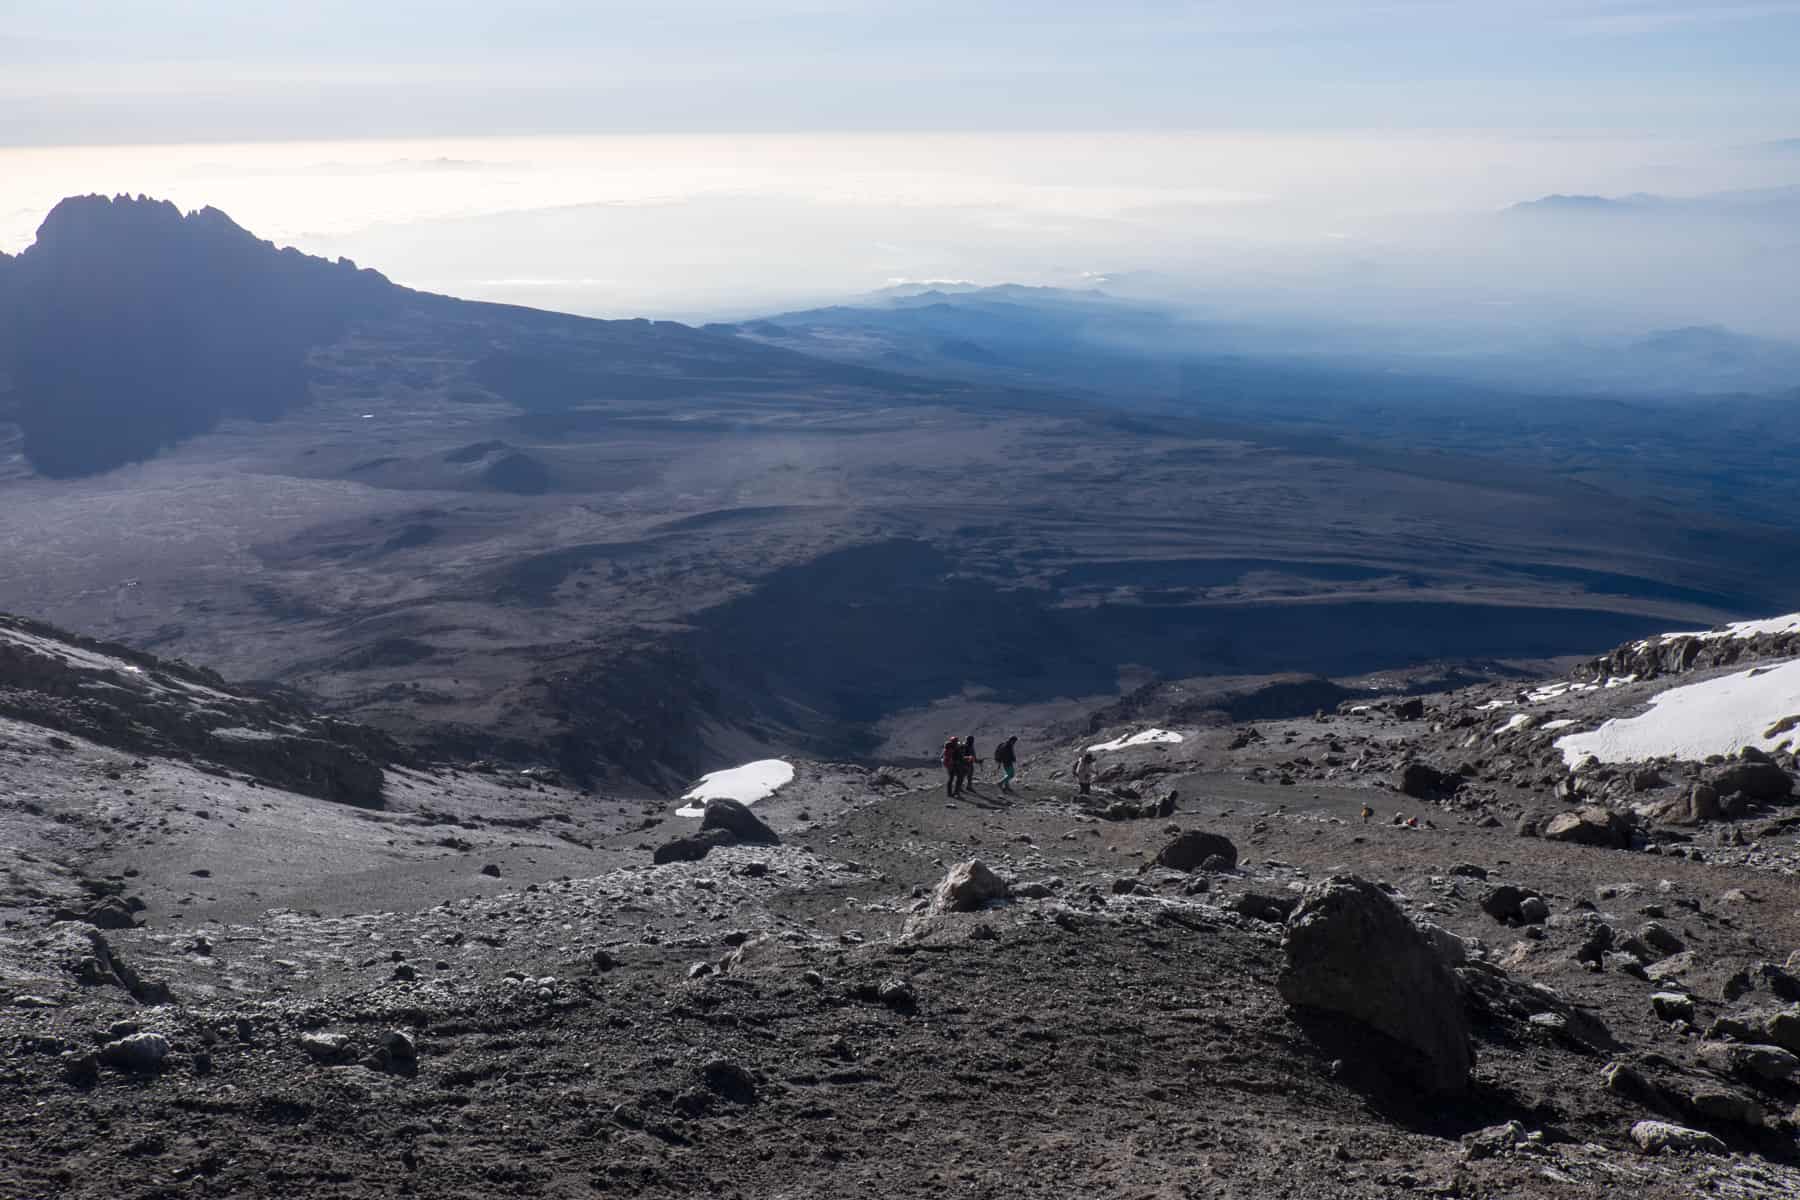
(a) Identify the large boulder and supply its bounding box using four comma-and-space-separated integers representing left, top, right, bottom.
1631, 1120, 1726, 1156
1541, 806, 1631, 849
652, 829, 734, 864
700, 798, 780, 845
1709, 760, 1793, 804
930, 860, 1010, 913
1698, 1041, 1799, 1084
1278, 875, 1474, 1095
1398, 761, 1459, 799
1153, 830, 1238, 873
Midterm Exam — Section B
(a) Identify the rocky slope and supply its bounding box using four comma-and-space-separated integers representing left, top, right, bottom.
4, 613, 1800, 1197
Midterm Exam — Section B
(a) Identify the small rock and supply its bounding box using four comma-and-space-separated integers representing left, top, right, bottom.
384, 1030, 417, 1063
299, 1031, 351, 1062
878, 979, 917, 1013
98, 1032, 170, 1074
699, 1056, 757, 1104
1462, 1120, 1530, 1161
479, 864, 501, 878
60, 1050, 99, 1086
1518, 896, 1549, 925
1233, 892, 1300, 923
1640, 922, 1686, 956
1630, 1120, 1726, 1156
390, 963, 417, 982
1650, 992, 1695, 1024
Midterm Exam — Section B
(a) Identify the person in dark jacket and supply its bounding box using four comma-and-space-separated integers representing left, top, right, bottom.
960, 736, 979, 790
942, 736, 963, 796
994, 736, 1019, 791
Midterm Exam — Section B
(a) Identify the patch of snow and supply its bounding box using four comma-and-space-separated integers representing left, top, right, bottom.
1087, 728, 1185, 753
674, 759, 795, 818
1475, 699, 1512, 712
1498, 713, 1533, 734
1540, 719, 1576, 731
1604, 675, 1637, 688
1555, 659, 1800, 766
1527, 680, 1597, 704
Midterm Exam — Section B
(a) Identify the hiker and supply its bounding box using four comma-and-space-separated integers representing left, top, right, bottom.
1359, 803, 1373, 825
994, 736, 1019, 791
960, 736, 979, 790
942, 736, 963, 796
1072, 751, 1096, 795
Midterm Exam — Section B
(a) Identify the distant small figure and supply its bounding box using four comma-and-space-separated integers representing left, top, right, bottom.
995, 736, 1019, 791
1359, 803, 1373, 825
961, 736, 980, 790
942, 736, 963, 796
1073, 751, 1096, 796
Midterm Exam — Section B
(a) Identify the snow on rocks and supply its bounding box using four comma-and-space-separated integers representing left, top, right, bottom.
675, 759, 795, 818
1635, 612, 1800, 651
1555, 659, 1800, 766
1087, 729, 1184, 753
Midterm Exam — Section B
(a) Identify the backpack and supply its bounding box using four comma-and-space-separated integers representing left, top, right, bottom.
942, 739, 961, 768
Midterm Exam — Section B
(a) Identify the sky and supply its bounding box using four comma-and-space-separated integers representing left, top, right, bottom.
2, 2, 1797, 333
5, 2, 1800, 143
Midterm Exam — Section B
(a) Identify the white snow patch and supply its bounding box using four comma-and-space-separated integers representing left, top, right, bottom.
674, 759, 795, 818
1088, 728, 1185, 753
1541, 719, 1576, 732
1475, 699, 1513, 712
1527, 680, 1598, 704
1555, 659, 1800, 767
1498, 713, 1533, 734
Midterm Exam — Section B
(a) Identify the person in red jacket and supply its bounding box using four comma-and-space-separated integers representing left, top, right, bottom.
942, 736, 963, 796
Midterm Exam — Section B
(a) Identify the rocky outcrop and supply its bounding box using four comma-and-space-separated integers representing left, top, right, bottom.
1541, 806, 1632, 848
930, 860, 1010, 913
1398, 761, 1460, 799
0, 614, 398, 807
652, 799, 781, 864
1154, 831, 1238, 873
1583, 625, 1800, 686
1630, 1120, 1727, 1156
1277, 875, 1474, 1095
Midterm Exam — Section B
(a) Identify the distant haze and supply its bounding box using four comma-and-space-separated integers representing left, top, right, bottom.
5, 2, 1798, 344
3, 133, 1797, 344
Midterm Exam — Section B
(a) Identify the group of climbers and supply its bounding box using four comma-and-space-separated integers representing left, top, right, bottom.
941, 734, 1021, 795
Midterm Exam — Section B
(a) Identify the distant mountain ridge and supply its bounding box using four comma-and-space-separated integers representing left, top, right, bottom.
0, 195, 926, 478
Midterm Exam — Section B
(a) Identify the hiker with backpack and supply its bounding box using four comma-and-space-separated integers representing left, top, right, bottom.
942, 735, 964, 796
994, 736, 1019, 791
960, 736, 980, 790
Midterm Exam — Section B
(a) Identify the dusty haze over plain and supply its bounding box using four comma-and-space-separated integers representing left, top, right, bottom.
3, 3, 1798, 334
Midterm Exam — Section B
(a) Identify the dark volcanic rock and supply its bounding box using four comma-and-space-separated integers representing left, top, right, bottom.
1233, 892, 1299, 923
652, 829, 735, 865
1278, 875, 1474, 1095
1708, 759, 1793, 804
1541, 806, 1632, 848
1398, 761, 1460, 799
1154, 831, 1238, 873
699, 798, 780, 846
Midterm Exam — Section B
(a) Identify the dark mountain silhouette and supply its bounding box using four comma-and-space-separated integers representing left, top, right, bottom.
0, 195, 931, 479
4, 195, 396, 476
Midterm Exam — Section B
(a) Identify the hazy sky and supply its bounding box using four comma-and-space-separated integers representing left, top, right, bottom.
5, 2, 1800, 144
3, 4, 1796, 334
